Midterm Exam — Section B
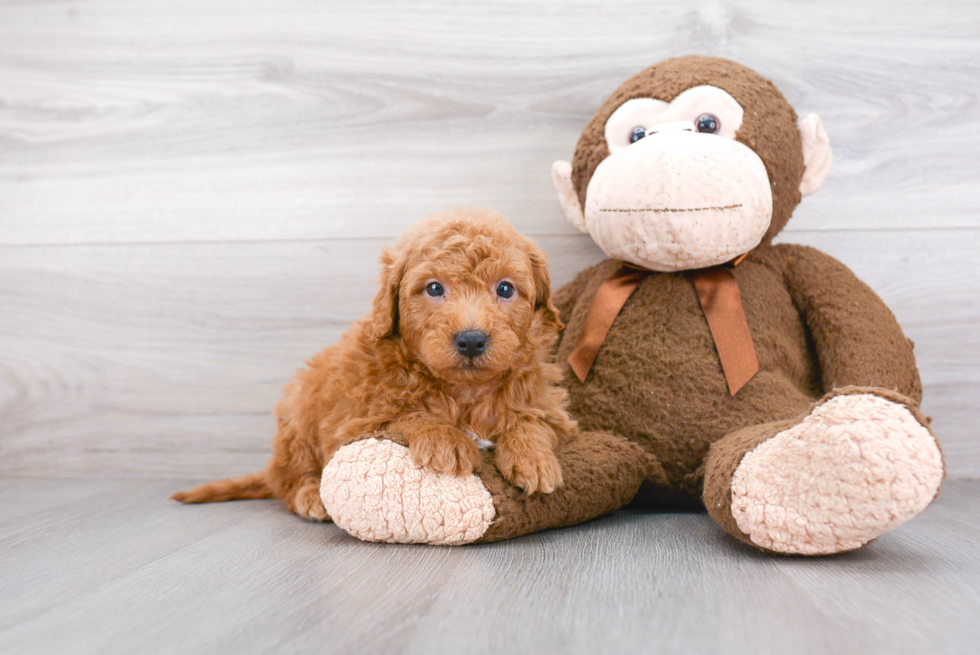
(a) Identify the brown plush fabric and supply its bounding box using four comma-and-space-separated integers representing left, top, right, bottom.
570, 55, 805, 247
781, 246, 923, 402
476, 431, 659, 543
554, 243, 929, 503
557, 251, 807, 500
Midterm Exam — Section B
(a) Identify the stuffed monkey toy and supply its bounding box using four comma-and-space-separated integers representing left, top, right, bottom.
316, 56, 943, 555
547, 55, 944, 554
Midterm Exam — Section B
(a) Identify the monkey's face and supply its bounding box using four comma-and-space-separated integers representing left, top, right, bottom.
582, 87, 772, 272
553, 57, 832, 272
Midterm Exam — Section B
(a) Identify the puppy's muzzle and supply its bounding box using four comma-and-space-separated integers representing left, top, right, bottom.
454, 330, 488, 359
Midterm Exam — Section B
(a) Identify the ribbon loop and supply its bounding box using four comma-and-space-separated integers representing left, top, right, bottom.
567, 267, 645, 382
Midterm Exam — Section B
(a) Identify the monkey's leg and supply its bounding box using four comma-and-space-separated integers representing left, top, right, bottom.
703, 387, 944, 555
319, 430, 653, 545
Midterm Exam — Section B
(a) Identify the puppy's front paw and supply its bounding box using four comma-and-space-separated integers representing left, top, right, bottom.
496, 446, 563, 495
409, 428, 482, 476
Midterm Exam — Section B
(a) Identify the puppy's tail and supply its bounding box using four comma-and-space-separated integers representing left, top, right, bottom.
171, 471, 273, 504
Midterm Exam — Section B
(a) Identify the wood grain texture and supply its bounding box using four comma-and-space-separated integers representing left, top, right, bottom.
2, 0, 979, 243
0, 0, 978, 478
1, 479, 978, 654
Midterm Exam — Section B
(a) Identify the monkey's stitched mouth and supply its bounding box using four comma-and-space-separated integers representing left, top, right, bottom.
600, 204, 743, 213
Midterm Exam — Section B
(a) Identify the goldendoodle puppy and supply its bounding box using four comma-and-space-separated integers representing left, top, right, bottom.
174, 208, 577, 520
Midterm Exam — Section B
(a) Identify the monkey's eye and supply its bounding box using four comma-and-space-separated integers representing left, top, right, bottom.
629, 126, 647, 144
425, 282, 444, 297
696, 114, 720, 134
496, 281, 515, 299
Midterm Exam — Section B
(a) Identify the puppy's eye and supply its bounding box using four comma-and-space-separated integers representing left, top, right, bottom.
629, 126, 646, 144
425, 282, 444, 297
696, 113, 720, 134
496, 281, 515, 299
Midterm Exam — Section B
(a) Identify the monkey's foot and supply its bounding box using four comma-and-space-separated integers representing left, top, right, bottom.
320, 438, 495, 545
731, 394, 944, 555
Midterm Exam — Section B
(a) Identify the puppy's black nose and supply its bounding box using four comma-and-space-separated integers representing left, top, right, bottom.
455, 330, 488, 359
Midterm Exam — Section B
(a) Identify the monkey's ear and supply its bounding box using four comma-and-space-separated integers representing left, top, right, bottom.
527, 242, 563, 332
364, 247, 405, 341
798, 114, 832, 196
552, 161, 588, 233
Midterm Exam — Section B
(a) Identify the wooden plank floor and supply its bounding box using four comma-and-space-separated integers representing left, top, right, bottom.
1, 479, 978, 655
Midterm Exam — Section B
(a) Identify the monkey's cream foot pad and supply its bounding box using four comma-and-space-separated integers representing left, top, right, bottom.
320, 438, 495, 545
731, 394, 944, 555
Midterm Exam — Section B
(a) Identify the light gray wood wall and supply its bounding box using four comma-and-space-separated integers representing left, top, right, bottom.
1, 0, 977, 479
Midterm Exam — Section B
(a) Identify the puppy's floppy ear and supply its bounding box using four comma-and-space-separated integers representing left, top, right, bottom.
527, 241, 562, 331
365, 246, 406, 341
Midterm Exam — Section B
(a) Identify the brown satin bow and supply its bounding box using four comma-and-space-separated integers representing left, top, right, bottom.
567, 256, 759, 396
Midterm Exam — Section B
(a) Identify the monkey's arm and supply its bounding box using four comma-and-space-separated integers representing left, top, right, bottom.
776, 243, 922, 403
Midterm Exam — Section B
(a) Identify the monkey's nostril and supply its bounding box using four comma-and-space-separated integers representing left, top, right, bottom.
455, 330, 489, 359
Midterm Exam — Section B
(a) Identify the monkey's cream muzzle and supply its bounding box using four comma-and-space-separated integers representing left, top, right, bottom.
583, 128, 773, 272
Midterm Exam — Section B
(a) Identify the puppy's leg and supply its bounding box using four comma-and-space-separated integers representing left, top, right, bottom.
495, 420, 563, 494
282, 478, 329, 522
388, 412, 482, 476
268, 423, 330, 522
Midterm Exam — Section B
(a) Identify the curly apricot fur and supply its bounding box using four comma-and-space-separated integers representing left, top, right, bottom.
174, 208, 578, 519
